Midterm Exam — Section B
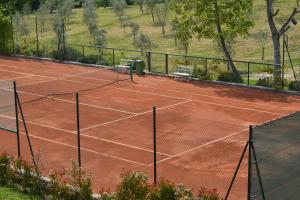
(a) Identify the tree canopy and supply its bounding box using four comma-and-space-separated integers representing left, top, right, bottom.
170, 0, 254, 81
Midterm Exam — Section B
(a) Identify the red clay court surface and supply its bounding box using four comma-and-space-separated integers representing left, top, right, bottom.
1, 56, 300, 199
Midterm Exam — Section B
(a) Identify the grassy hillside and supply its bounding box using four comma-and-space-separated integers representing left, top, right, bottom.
18, 0, 300, 65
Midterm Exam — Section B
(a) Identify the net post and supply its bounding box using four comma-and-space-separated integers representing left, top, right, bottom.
16, 93, 37, 169
13, 81, 21, 158
76, 93, 81, 168
248, 125, 253, 200
153, 107, 157, 185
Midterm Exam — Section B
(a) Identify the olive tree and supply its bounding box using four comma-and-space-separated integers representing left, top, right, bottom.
129, 22, 139, 44
266, 0, 300, 83
155, 0, 168, 35
170, 0, 254, 82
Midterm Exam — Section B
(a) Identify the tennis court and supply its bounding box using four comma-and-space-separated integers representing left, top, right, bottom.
0, 56, 300, 199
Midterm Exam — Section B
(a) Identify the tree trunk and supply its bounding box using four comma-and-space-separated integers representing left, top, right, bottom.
272, 34, 282, 81
261, 45, 265, 61
218, 34, 241, 81
151, 12, 155, 23
213, 0, 240, 81
266, 0, 282, 84
162, 24, 165, 35
140, 5, 144, 14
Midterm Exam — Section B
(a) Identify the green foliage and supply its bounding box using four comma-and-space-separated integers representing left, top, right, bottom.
217, 71, 243, 83
129, 22, 139, 44
112, 0, 127, 20
45, 0, 59, 13
170, 17, 192, 56
49, 169, 75, 199
193, 67, 211, 80
0, 154, 11, 185
175, 184, 194, 200
58, 0, 75, 23
288, 80, 300, 91
198, 187, 220, 200
36, 2, 49, 34
0, 5, 13, 54
115, 171, 151, 200
255, 77, 272, 88
135, 32, 154, 52
83, 0, 107, 45
170, 0, 253, 80
154, 1, 168, 35
150, 179, 176, 200
145, 0, 157, 22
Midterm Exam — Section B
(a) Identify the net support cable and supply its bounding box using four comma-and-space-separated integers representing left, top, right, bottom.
224, 125, 265, 200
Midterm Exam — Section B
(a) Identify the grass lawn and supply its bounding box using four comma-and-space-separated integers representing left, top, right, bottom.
18, 0, 300, 65
0, 186, 42, 200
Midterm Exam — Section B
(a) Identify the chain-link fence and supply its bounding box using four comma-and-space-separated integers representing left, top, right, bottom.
250, 112, 300, 200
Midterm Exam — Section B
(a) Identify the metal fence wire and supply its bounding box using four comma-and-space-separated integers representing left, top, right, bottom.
250, 112, 300, 200
0, 81, 17, 133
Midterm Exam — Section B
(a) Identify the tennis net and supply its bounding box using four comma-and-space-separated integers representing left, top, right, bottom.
0, 81, 17, 133
13, 65, 132, 104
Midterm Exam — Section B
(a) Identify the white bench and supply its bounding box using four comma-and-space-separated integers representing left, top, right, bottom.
173, 65, 193, 81
116, 59, 134, 70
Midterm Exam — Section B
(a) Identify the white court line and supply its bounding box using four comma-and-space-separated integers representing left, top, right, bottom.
2, 63, 284, 116
0, 114, 171, 157
148, 128, 249, 166
16, 90, 137, 115
115, 88, 190, 101
80, 100, 192, 132
130, 83, 300, 111
17, 131, 148, 166
193, 99, 284, 116
1, 75, 34, 81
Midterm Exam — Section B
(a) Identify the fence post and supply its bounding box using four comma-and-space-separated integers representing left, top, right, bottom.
247, 125, 253, 200
153, 107, 157, 185
148, 52, 152, 72
205, 58, 208, 77
247, 63, 250, 85
13, 81, 20, 158
82, 46, 85, 63
112, 48, 115, 66
165, 53, 169, 74
11, 16, 14, 54
35, 17, 39, 56
76, 93, 81, 167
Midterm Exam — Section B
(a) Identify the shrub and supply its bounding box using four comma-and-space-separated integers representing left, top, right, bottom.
115, 171, 151, 200
175, 184, 194, 200
198, 187, 220, 200
49, 169, 76, 200
255, 77, 272, 88
217, 71, 243, 83
288, 80, 300, 91
194, 67, 211, 80
150, 179, 177, 200
0, 153, 11, 185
